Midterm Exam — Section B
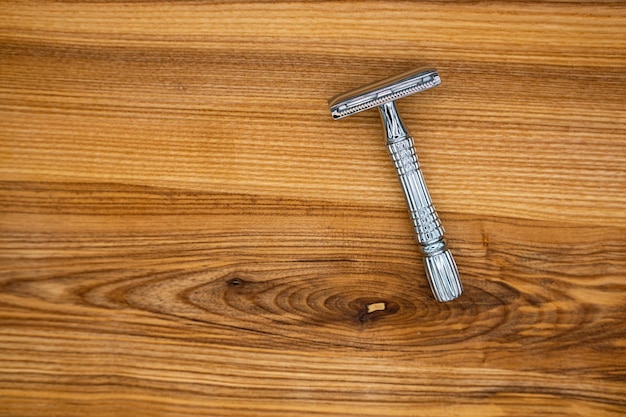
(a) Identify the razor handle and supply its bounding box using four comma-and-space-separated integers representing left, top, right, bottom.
387, 136, 463, 302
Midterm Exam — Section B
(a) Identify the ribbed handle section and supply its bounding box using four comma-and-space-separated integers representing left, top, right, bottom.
388, 136, 463, 302
424, 250, 462, 302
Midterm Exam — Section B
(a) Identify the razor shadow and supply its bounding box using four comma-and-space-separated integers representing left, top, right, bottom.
328, 68, 462, 302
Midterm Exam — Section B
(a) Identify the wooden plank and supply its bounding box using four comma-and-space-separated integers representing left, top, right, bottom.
1, 1, 625, 416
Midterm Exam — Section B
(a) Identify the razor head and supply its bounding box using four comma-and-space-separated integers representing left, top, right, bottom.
328, 68, 441, 120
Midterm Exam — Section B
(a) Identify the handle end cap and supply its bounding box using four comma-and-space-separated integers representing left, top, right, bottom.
424, 250, 463, 302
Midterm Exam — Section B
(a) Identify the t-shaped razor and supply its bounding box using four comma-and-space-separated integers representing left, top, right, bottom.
328, 68, 462, 302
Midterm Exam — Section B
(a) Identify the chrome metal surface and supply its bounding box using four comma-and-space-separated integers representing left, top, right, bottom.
328, 68, 462, 302
378, 102, 409, 143
328, 68, 441, 119
386, 132, 462, 302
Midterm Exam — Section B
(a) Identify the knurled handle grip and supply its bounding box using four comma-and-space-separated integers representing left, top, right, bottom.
387, 137, 463, 302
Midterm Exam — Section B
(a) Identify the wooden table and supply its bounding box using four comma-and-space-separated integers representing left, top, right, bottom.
1, 2, 625, 416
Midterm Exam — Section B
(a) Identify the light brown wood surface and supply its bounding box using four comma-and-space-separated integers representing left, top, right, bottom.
1, 1, 625, 416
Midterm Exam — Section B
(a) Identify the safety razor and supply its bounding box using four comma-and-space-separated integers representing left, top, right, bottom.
328, 68, 462, 302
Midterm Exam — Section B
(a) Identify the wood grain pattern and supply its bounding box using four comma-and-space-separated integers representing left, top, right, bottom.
1, 1, 625, 416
